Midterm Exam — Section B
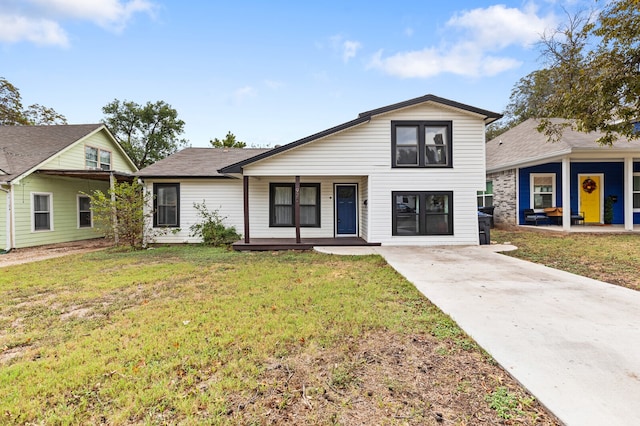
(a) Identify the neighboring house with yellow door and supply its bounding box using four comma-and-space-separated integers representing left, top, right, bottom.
485, 118, 640, 230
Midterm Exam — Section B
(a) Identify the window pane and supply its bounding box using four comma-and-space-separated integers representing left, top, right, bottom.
634, 193, 640, 209
477, 196, 484, 207
34, 195, 49, 212
85, 147, 98, 168
426, 194, 448, 213
533, 176, 553, 192
158, 206, 177, 226
485, 195, 493, 207
425, 146, 446, 164
300, 206, 317, 225
155, 185, 179, 226
425, 126, 447, 146
158, 187, 177, 206
534, 194, 553, 209
396, 127, 418, 145
396, 126, 418, 165
274, 206, 293, 225
395, 195, 419, 235
79, 197, 90, 211
486, 181, 493, 193
634, 176, 640, 191
100, 151, 111, 170
79, 212, 92, 227
300, 186, 317, 205
274, 186, 292, 205
426, 214, 449, 234
35, 213, 50, 230
397, 146, 418, 165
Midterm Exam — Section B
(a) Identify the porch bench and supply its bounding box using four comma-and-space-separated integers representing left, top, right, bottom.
523, 209, 550, 226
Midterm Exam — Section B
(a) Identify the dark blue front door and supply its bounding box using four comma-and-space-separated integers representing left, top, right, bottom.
336, 185, 357, 235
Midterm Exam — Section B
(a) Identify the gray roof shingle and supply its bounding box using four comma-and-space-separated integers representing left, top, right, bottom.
0, 124, 105, 182
486, 118, 640, 172
135, 147, 272, 178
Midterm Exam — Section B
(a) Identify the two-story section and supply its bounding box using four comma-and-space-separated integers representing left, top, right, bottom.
0, 124, 137, 249
218, 94, 501, 247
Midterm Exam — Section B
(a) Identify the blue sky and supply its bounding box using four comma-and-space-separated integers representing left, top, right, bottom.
1, 0, 592, 147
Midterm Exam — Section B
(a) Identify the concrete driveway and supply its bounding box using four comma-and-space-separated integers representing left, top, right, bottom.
315, 245, 640, 426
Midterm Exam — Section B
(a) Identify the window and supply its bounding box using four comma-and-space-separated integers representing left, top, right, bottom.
32, 193, 52, 231
85, 146, 112, 170
477, 181, 493, 207
269, 183, 320, 227
530, 174, 555, 209
78, 195, 92, 228
633, 173, 640, 210
392, 121, 452, 168
153, 183, 180, 227
392, 191, 453, 236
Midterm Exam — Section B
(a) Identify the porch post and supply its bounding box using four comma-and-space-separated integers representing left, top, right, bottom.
243, 176, 250, 243
562, 157, 571, 231
624, 156, 633, 231
295, 176, 301, 243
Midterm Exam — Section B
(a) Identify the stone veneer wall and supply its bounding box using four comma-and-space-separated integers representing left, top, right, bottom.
488, 169, 517, 226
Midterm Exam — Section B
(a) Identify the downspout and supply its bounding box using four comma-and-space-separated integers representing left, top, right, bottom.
110, 172, 119, 246
0, 185, 12, 253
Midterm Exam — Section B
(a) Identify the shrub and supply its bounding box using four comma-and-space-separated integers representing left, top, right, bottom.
189, 201, 241, 246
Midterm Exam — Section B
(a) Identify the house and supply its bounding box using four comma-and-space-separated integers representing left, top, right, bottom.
137, 94, 501, 248
0, 124, 138, 250
485, 118, 640, 230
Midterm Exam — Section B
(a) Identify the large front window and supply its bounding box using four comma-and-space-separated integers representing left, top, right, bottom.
477, 181, 493, 207
392, 191, 453, 236
531, 174, 555, 209
32, 193, 52, 231
269, 183, 320, 227
153, 183, 179, 227
392, 121, 452, 168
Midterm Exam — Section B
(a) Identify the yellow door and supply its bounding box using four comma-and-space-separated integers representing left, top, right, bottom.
580, 175, 601, 223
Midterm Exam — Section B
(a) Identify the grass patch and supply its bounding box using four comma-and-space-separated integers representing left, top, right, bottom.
493, 228, 640, 290
0, 245, 555, 425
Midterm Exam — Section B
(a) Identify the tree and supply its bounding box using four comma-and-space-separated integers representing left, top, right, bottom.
86, 180, 153, 249
210, 131, 246, 148
512, 1, 640, 145
0, 77, 67, 125
102, 99, 187, 168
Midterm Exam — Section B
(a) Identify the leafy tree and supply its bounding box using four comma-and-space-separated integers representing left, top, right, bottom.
102, 99, 187, 168
509, 1, 640, 145
210, 131, 246, 148
0, 77, 67, 125
86, 180, 153, 249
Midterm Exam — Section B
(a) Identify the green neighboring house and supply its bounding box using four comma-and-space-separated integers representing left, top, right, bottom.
0, 124, 138, 250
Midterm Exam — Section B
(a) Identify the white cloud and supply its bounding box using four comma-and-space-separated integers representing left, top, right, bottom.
264, 79, 284, 90
232, 86, 257, 104
370, 4, 557, 79
342, 40, 362, 62
0, 14, 69, 47
0, 0, 155, 46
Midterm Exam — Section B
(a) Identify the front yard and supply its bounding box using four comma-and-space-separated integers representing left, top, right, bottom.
0, 246, 556, 425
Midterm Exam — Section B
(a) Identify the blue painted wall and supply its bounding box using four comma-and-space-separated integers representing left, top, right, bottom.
519, 161, 639, 224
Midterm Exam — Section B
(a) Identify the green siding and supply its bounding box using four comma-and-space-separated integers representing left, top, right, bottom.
0, 189, 6, 249
39, 129, 136, 173
13, 175, 109, 248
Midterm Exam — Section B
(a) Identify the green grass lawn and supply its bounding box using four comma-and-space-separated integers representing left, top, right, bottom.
0, 246, 552, 425
492, 228, 640, 290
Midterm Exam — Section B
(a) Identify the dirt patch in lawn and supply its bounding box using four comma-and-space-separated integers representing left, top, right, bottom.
0, 239, 110, 268
225, 331, 559, 425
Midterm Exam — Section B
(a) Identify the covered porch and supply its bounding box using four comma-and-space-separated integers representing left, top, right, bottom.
232, 237, 380, 251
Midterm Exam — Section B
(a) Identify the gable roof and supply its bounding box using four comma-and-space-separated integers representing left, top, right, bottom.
0, 124, 117, 184
486, 118, 640, 172
219, 94, 502, 174
135, 147, 272, 178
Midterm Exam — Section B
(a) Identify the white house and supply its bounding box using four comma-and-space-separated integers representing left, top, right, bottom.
137, 94, 501, 249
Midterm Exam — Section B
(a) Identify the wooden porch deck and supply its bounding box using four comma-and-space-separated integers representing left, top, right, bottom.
232, 237, 381, 251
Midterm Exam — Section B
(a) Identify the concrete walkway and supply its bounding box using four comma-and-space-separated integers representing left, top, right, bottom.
315, 245, 640, 426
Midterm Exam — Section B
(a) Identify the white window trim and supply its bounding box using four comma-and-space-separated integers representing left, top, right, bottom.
530, 173, 556, 211
77, 194, 93, 229
85, 145, 112, 170
31, 192, 54, 232
633, 172, 640, 212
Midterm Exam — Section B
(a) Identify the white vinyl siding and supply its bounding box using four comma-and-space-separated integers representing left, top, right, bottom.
243, 103, 486, 245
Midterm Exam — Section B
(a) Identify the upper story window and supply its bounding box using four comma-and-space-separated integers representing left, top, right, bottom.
477, 181, 493, 207
85, 146, 112, 170
530, 174, 555, 209
391, 121, 452, 168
